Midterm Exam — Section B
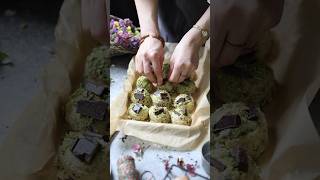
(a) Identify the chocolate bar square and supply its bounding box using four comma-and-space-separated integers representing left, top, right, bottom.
176, 97, 186, 104
134, 93, 144, 100
76, 100, 108, 120
132, 103, 143, 113
71, 138, 100, 163
154, 108, 164, 115
85, 79, 106, 96
246, 106, 258, 121
213, 115, 241, 133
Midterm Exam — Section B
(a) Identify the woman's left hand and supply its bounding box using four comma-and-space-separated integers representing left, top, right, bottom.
168, 28, 202, 83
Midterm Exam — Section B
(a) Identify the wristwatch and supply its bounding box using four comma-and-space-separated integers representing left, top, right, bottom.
192, 25, 209, 40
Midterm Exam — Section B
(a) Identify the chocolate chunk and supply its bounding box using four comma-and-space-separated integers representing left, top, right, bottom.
176, 97, 186, 104
160, 92, 169, 100
85, 79, 106, 96
246, 106, 258, 121
231, 147, 248, 172
213, 115, 241, 133
136, 88, 145, 93
134, 93, 144, 100
182, 108, 188, 116
211, 158, 226, 172
154, 108, 164, 115
132, 103, 143, 114
173, 110, 181, 116
71, 138, 100, 163
154, 90, 161, 96
76, 100, 108, 120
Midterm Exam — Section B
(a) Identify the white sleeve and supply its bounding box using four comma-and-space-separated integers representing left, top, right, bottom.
207, 0, 210, 4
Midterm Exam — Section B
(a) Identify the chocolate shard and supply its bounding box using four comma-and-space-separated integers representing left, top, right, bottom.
160, 92, 169, 100
132, 103, 143, 114
71, 137, 100, 163
76, 100, 108, 120
231, 147, 249, 172
173, 110, 181, 116
213, 115, 241, 133
246, 106, 258, 121
136, 87, 145, 93
85, 79, 106, 96
176, 97, 186, 104
154, 108, 164, 115
211, 158, 226, 172
134, 93, 144, 100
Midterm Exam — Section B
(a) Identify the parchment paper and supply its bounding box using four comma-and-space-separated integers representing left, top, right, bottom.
0, 0, 319, 179
110, 43, 210, 150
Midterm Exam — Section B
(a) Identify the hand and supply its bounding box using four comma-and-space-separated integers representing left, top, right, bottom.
135, 36, 164, 85
212, 0, 284, 68
81, 0, 107, 43
169, 29, 201, 83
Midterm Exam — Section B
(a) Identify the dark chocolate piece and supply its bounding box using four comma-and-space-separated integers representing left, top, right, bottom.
213, 115, 241, 133
173, 110, 181, 116
71, 138, 100, 163
231, 147, 248, 172
85, 79, 106, 96
136, 88, 144, 93
246, 106, 258, 121
182, 108, 188, 116
76, 100, 108, 120
211, 158, 226, 172
134, 93, 144, 100
132, 103, 143, 114
160, 92, 169, 100
154, 108, 164, 115
176, 97, 186, 104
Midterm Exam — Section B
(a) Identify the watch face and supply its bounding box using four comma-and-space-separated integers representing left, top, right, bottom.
202, 31, 208, 38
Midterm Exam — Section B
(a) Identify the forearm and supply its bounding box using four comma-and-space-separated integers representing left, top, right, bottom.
81, 0, 107, 42
134, 0, 160, 35
183, 7, 210, 48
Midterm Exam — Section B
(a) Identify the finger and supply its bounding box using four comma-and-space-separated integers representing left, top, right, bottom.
143, 60, 157, 83
168, 65, 181, 83
212, 2, 228, 69
218, 41, 242, 67
151, 59, 163, 86
178, 70, 189, 83
187, 65, 196, 79
135, 56, 143, 74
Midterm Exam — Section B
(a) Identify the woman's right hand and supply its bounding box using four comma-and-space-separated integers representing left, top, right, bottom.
135, 36, 164, 85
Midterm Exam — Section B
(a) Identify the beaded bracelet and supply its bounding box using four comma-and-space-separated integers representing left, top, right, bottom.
139, 33, 165, 47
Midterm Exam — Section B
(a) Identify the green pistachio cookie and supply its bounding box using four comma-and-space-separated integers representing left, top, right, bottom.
173, 94, 195, 113
212, 143, 260, 180
128, 103, 149, 121
130, 87, 152, 107
65, 88, 97, 132
56, 132, 107, 180
176, 79, 196, 94
162, 63, 170, 80
157, 81, 175, 93
84, 46, 109, 83
149, 106, 171, 123
170, 107, 192, 126
215, 55, 275, 107
151, 90, 172, 107
136, 76, 154, 93
212, 102, 268, 159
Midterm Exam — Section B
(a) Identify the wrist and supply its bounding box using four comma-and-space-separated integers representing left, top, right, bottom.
182, 28, 205, 49
140, 33, 165, 47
